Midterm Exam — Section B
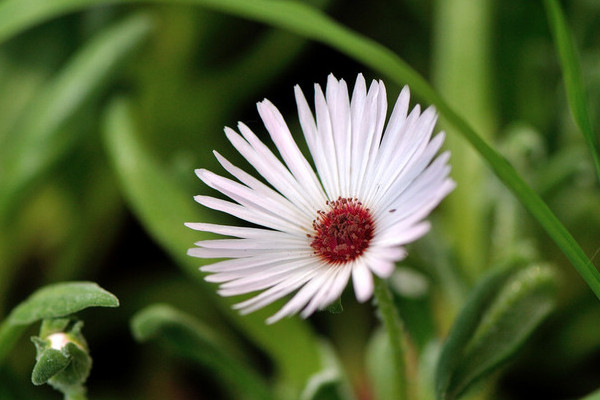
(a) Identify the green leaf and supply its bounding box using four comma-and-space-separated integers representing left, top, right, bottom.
2, 0, 598, 311
31, 347, 70, 386
0, 12, 153, 222
102, 97, 321, 390
0, 282, 117, 363
543, 0, 600, 183
8, 282, 119, 326
131, 304, 273, 400
435, 264, 557, 400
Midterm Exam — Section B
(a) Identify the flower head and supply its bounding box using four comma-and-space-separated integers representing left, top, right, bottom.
187, 74, 454, 323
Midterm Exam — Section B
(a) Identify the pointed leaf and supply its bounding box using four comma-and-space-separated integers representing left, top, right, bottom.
31, 348, 70, 386
0, 282, 117, 363
9, 282, 119, 325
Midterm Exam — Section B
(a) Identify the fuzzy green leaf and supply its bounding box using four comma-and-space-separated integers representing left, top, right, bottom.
0, 282, 117, 363
131, 304, 273, 400
436, 264, 557, 400
31, 348, 70, 386
9, 282, 119, 326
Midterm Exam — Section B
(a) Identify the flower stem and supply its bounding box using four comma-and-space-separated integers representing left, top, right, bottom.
373, 276, 410, 400
64, 386, 87, 400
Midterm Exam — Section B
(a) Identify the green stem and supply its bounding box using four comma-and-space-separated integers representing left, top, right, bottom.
374, 277, 410, 400
64, 386, 87, 400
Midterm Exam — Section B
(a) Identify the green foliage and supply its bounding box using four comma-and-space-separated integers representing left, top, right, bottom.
9, 282, 118, 326
435, 264, 558, 400
0, 0, 598, 399
0, 282, 118, 364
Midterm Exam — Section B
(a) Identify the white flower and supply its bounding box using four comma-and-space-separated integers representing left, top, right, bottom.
187, 74, 455, 324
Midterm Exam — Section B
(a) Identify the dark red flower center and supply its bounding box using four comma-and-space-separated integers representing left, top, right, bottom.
309, 197, 375, 264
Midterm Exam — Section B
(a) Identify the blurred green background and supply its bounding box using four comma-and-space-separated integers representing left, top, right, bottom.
1, 0, 600, 399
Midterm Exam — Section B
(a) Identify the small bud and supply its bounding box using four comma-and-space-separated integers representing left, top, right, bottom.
30, 318, 91, 397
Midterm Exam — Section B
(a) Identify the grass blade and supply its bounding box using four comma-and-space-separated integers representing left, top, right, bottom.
544, 0, 600, 183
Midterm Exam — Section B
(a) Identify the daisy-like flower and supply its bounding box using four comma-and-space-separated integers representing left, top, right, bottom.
187, 74, 455, 324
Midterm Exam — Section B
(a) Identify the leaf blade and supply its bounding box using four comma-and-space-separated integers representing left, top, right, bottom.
9, 281, 119, 325
543, 0, 600, 183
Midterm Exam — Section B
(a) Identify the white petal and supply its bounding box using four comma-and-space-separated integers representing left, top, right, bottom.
300, 266, 351, 318
326, 74, 352, 196
314, 82, 340, 197
257, 100, 326, 207
373, 221, 431, 247
266, 268, 329, 323
193, 195, 304, 235
233, 266, 321, 314
352, 261, 374, 302
295, 84, 336, 198
366, 257, 395, 278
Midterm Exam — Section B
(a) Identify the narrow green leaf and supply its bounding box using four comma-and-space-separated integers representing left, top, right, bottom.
435, 264, 557, 400
8, 282, 119, 325
131, 304, 274, 400
102, 97, 321, 389
543, 0, 600, 182
2, 0, 598, 308
0, 12, 153, 221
